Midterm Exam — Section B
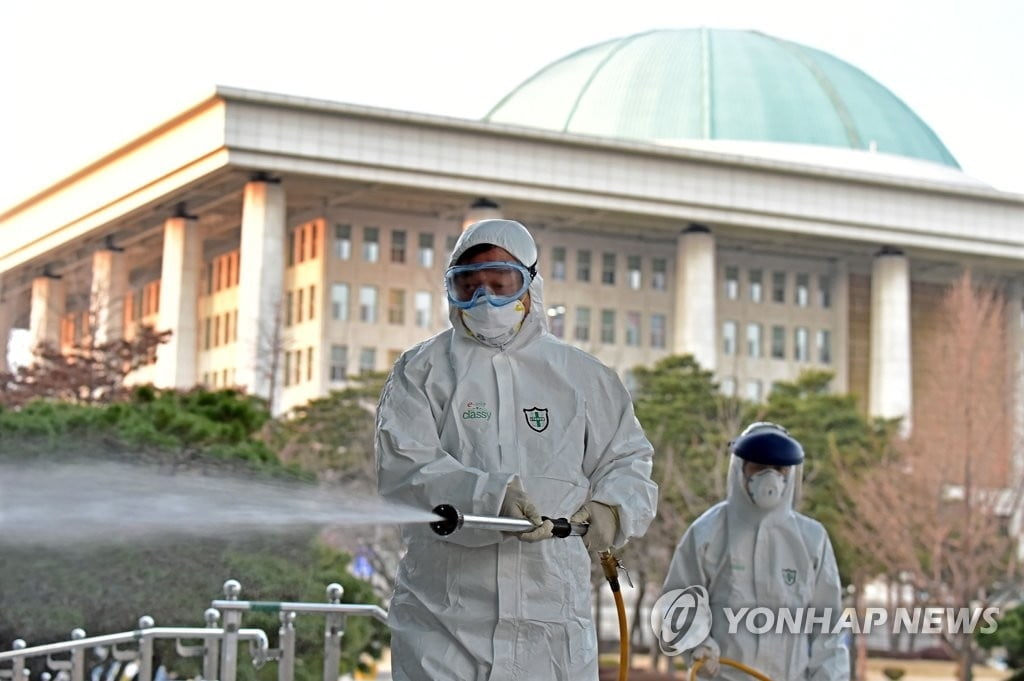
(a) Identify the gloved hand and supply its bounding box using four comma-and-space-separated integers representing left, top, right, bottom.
691, 637, 721, 677
570, 501, 620, 551
499, 478, 554, 542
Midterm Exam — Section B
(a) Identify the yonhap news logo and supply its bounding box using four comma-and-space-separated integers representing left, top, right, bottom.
650, 586, 713, 656
651, 587, 1000, 655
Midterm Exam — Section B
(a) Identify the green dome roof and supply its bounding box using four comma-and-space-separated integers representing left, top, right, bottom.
486, 28, 959, 168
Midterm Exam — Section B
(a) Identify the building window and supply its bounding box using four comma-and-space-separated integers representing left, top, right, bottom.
745, 379, 763, 402
307, 347, 314, 382
652, 258, 667, 291
286, 231, 295, 267
388, 289, 406, 325
650, 313, 666, 348
547, 304, 566, 338
418, 233, 435, 267
285, 291, 293, 326
219, 255, 229, 291
415, 291, 432, 328
143, 280, 160, 317
204, 317, 211, 349
723, 320, 737, 355
308, 285, 316, 320
721, 377, 736, 397
296, 288, 304, 323
771, 325, 785, 359
360, 286, 378, 323
359, 347, 376, 374
574, 306, 591, 342
794, 326, 809, 361
308, 223, 318, 260
283, 352, 291, 387
334, 224, 352, 260
601, 309, 616, 344
551, 247, 566, 281
746, 323, 762, 357
330, 344, 348, 381
817, 329, 832, 364
602, 253, 616, 285
391, 229, 407, 263
577, 250, 591, 282
295, 227, 306, 264
725, 266, 740, 300
772, 271, 786, 303
627, 255, 642, 290
293, 348, 302, 385
819, 275, 833, 308
749, 269, 763, 303
795, 273, 810, 307
363, 227, 380, 263
213, 315, 221, 347
331, 284, 349, 321
625, 311, 641, 347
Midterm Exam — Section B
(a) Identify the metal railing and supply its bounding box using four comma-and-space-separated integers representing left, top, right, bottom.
0, 579, 388, 681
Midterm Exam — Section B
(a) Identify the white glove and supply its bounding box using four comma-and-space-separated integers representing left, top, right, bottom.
570, 501, 620, 551
692, 637, 721, 677
499, 478, 553, 542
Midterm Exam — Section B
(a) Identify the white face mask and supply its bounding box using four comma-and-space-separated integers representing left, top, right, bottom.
746, 469, 787, 510
460, 299, 527, 347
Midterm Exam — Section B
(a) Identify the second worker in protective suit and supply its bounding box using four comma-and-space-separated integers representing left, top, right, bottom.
662, 422, 849, 681
376, 218, 658, 681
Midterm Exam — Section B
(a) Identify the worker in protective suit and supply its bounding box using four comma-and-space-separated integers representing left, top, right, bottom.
661, 422, 849, 681
376, 218, 658, 681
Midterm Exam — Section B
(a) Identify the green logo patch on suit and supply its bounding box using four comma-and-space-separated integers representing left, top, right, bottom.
523, 407, 549, 433
783, 568, 797, 585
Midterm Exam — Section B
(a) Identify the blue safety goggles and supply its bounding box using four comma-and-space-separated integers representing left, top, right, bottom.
444, 261, 533, 309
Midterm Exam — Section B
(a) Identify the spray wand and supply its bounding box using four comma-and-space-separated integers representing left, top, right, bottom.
429, 505, 633, 681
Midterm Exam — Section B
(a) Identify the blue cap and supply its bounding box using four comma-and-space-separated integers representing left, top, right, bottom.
731, 422, 804, 466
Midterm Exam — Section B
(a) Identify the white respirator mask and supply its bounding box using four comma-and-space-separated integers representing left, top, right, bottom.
460, 299, 527, 347
746, 469, 787, 510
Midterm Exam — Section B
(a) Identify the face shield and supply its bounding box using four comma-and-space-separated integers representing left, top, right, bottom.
444, 261, 532, 309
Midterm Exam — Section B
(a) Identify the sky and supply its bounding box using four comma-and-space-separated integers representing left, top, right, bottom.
1, 0, 1023, 213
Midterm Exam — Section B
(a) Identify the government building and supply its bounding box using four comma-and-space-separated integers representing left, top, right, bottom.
2, 28, 1022, 426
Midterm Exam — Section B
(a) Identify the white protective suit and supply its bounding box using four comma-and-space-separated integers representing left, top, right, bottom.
662, 455, 849, 681
376, 219, 658, 681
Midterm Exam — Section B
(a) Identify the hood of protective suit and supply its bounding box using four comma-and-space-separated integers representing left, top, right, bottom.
449, 219, 538, 269
447, 219, 547, 342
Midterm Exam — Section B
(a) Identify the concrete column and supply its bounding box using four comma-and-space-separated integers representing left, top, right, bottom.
869, 247, 912, 431
832, 260, 850, 393
90, 249, 129, 345
672, 225, 717, 371
29, 276, 65, 351
462, 197, 502, 231
236, 179, 286, 402
155, 215, 201, 388
0, 297, 13, 373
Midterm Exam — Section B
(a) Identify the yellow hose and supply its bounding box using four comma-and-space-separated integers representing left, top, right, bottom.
599, 551, 630, 681
690, 657, 774, 681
